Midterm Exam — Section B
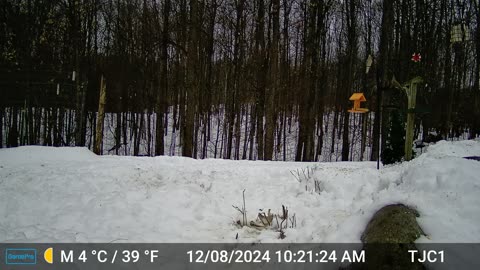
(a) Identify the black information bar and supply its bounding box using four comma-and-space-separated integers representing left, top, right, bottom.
1, 243, 479, 270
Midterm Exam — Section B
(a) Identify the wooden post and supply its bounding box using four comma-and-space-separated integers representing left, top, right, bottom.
94, 75, 106, 155
403, 77, 422, 161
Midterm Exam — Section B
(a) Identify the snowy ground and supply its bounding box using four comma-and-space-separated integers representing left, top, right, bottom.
0, 140, 479, 243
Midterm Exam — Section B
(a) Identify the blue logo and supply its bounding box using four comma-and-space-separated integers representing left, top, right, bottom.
5, 248, 37, 265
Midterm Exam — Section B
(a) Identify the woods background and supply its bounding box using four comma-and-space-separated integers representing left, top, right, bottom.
1, 0, 479, 162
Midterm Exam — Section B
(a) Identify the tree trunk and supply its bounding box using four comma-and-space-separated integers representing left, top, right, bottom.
73, 0, 86, 147
341, 0, 358, 161
183, 0, 200, 158
94, 75, 106, 155
242, 105, 249, 160
0, 108, 3, 148
8, 107, 19, 147
473, 2, 480, 137
155, 0, 170, 156
372, 0, 395, 163
254, 0, 266, 160
248, 105, 256, 160
264, 0, 280, 161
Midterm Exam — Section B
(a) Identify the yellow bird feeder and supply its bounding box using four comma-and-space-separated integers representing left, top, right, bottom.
348, 93, 369, 113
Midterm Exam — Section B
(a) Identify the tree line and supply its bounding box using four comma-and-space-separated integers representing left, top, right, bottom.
1, 0, 479, 162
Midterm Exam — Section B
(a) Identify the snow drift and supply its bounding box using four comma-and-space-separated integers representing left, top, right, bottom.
0, 140, 479, 243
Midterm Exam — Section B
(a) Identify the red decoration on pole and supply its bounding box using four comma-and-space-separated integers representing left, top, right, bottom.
411, 53, 421, 63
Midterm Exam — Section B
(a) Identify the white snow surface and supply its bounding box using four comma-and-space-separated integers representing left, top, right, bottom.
0, 140, 479, 243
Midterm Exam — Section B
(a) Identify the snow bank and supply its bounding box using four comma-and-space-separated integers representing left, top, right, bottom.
0, 140, 479, 243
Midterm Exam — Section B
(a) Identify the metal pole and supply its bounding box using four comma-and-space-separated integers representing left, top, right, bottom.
377, 89, 382, 170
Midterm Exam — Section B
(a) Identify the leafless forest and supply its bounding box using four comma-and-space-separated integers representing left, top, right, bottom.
1, 0, 479, 162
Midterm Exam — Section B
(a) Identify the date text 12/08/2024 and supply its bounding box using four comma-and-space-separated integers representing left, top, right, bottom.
187, 249, 365, 264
